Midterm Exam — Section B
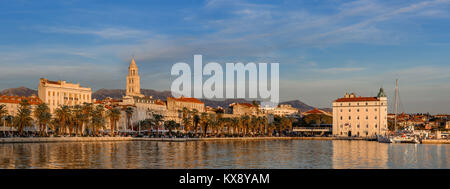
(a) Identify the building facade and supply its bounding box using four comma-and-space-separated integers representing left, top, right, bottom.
332, 88, 388, 137
38, 78, 92, 113
0, 95, 42, 116
230, 103, 260, 116
264, 104, 300, 117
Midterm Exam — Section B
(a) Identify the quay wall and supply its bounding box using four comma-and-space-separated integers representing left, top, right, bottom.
421, 139, 450, 144
0, 137, 134, 144
0, 136, 377, 144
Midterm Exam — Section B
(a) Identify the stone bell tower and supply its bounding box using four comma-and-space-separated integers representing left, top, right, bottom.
126, 58, 144, 97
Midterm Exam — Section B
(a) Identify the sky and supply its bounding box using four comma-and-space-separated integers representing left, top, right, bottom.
0, 0, 450, 113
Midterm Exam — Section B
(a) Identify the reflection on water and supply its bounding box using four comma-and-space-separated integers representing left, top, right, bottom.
0, 140, 448, 169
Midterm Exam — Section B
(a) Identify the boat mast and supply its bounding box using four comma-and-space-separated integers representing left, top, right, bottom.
394, 79, 399, 132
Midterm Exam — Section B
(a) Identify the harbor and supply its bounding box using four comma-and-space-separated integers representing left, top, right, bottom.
0, 140, 447, 169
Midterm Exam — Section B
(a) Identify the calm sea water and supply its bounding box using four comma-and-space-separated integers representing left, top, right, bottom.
0, 140, 448, 169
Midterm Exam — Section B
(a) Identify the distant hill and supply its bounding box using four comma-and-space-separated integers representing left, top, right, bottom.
0, 87, 37, 97
1, 87, 330, 112
279, 100, 315, 112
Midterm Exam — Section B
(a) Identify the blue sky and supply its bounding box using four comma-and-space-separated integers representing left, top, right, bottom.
1, 0, 450, 113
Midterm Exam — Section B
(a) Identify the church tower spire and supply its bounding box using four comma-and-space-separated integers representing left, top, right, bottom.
126, 58, 144, 97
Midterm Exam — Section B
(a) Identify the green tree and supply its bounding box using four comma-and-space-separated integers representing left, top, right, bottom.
81, 103, 94, 136
13, 100, 33, 135
164, 120, 179, 136
106, 108, 121, 137
55, 105, 71, 135
91, 105, 105, 136
33, 103, 52, 136
0, 104, 7, 127
153, 114, 164, 136
71, 105, 83, 136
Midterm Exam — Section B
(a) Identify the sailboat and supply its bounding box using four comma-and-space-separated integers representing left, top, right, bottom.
377, 79, 420, 144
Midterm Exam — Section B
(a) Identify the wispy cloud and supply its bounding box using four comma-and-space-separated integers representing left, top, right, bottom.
310, 67, 367, 74
41, 26, 148, 39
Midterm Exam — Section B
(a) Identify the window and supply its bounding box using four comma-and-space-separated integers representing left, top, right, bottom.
349, 116, 351, 120
375, 108, 377, 112
357, 116, 360, 120
349, 109, 351, 112
375, 116, 377, 120
375, 124, 378, 128
357, 109, 359, 112
357, 124, 360, 128
340, 109, 342, 112
366, 116, 368, 120
366, 124, 369, 128
340, 116, 343, 120
366, 109, 368, 112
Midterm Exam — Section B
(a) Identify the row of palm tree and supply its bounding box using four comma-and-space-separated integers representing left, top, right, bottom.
178, 107, 295, 137
1, 100, 296, 137
0, 100, 126, 137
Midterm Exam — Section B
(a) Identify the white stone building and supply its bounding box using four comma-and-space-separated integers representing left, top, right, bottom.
332, 88, 388, 137
38, 78, 92, 113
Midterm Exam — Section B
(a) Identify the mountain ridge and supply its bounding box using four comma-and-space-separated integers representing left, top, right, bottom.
0, 87, 330, 112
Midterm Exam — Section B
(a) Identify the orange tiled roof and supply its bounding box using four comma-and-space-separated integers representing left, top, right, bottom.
167, 96, 203, 104
155, 101, 166, 106
304, 108, 325, 114
334, 97, 378, 102
0, 95, 42, 105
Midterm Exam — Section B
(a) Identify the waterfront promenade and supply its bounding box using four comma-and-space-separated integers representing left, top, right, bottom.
1, 136, 448, 144
0, 136, 375, 143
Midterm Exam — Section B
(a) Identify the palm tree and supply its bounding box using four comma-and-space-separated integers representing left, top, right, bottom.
33, 103, 52, 136
231, 117, 239, 136
81, 103, 94, 136
125, 106, 134, 131
0, 104, 7, 135
71, 105, 83, 136
140, 119, 154, 136
192, 109, 200, 136
91, 105, 105, 136
5, 115, 14, 134
49, 118, 58, 135
261, 116, 268, 136
106, 108, 121, 137
181, 107, 191, 132
55, 105, 71, 136
200, 112, 209, 137
164, 120, 178, 136
0, 104, 7, 123
268, 122, 276, 136
216, 117, 226, 137
241, 115, 250, 136
13, 100, 33, 136
153, 114, 163, 136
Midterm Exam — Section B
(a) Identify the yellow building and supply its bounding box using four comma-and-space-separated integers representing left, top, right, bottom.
38, 78, 92, 113
332, 88, 388, 137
